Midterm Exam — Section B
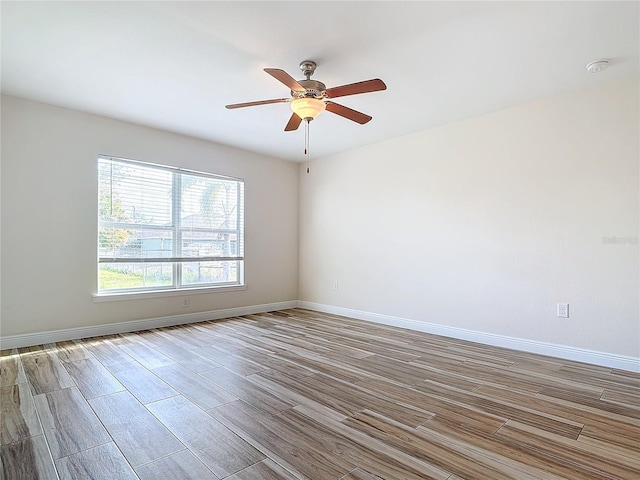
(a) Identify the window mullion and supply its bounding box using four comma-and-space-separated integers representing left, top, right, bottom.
173, 173, 182, 288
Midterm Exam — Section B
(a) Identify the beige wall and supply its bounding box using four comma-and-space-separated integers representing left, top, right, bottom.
299, 78, 639, 358
3, 79, 638, 359
1, 95, 299, 336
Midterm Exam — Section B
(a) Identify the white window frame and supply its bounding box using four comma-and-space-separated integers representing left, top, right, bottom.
96, 155, 244, 297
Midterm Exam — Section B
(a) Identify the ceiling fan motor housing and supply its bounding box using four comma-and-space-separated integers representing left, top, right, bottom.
293, 79, 327, 98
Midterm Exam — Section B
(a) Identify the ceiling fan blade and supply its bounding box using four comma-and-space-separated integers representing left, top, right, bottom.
325, 78, 387, 99
284, 113, 303, 131
325, 101, 372, 124
264, 68, 305, 92
225, 98, 290, 109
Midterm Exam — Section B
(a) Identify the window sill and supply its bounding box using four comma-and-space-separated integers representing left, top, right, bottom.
92, 284, 247, 302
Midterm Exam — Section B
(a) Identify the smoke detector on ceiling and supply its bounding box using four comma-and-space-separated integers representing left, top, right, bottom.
585, 60, 609, 73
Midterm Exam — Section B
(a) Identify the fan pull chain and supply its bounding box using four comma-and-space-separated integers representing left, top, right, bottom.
305, 119, 310, 173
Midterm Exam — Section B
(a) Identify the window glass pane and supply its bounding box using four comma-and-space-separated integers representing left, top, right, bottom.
99, 228, 173, 260
98, 226, 135, 253
181, 261, 238, 286
181, 231, 238, 258
99, 263, 173, 290
181, 176, 238, 230
99, 160, 172, 227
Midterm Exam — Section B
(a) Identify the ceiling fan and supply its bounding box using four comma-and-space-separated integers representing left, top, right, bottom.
225, 60, 387, 131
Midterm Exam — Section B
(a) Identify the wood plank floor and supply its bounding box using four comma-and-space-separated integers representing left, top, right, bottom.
1, 308, 639, 479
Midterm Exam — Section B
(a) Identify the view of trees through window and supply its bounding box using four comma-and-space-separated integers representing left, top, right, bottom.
98, 157, 244, 292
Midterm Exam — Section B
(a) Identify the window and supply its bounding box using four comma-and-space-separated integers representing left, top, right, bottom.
97, 155, 244, 294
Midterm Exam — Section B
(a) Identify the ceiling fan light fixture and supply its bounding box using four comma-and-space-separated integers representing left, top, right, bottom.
291, 97, 326, 121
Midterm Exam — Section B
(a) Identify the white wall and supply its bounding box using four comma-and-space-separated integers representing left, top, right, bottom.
1, 95, 299, 337
299, 78, 639, 358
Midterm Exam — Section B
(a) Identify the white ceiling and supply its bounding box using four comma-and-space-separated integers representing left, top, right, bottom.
2, 1, 638, 162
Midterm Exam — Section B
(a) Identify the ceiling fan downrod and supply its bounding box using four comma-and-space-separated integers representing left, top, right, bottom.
299, 60, 317, 80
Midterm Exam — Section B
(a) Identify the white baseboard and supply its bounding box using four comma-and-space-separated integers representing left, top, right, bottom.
298, 301, 640, 373
3, 299, 638, 373
0, 301, 298, 350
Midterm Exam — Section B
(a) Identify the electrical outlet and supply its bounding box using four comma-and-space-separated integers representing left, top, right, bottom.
333, 281, 339, 291
557, 303, 569, 318
182, 298, 189, 308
